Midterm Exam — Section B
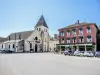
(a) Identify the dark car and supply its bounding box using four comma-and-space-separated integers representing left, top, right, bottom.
64, 50, 69, 55
95, 51, 100, 57
1, 50, 14, 54
1, 50, 6, 53
64, 50, 73, 56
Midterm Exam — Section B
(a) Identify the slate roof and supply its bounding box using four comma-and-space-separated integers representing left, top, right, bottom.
58, 22, 97, 31
64, 22, 96, 29
0, 37, 7, 42
35, 15, 48, 28
7, 30, 34, 40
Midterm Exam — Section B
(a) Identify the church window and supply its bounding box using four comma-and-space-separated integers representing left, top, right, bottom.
2, 44, 3, 48
9, 45, 10, 49
30, 43, 32, 49
13, 44, 15, 48
35, 37, 38, 40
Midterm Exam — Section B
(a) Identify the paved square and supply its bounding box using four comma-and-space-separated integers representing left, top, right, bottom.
0, 53, 100, 75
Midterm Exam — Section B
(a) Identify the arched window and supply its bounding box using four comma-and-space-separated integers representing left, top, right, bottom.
30, 43, 32, 49
37, 28, 38, 30
35, 37, 38, 40
2, 44, 3, 49
13, 44, 15, 48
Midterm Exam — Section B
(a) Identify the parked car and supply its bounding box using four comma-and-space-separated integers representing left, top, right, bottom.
64, 50, 70, 55
0, 50, 2, 53
74, 50, 80, 56
79, 51, 84, 56
84, 51, 94, 57
1, 50, 14, 53
95, 51, 100, 57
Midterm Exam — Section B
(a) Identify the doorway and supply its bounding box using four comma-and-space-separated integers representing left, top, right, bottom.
35, 44, 38, 52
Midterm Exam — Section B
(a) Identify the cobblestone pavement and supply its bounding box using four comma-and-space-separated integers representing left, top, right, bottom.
0, 53, 100, 75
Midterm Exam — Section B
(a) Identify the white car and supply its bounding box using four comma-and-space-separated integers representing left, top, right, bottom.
74, 50, 80, 56
84, 51, 94, 57
95, 51, 100, 57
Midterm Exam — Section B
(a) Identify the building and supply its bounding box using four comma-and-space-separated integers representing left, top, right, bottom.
54, 34, 58, 39
96, 27, 100, 51
57, 21, 99, 52
0, 15, 58, 52
0, 37, 7, 50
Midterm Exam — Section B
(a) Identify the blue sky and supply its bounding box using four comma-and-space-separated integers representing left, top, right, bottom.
0, 0, 100, 37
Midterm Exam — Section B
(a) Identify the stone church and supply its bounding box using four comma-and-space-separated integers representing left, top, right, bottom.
0, 15, 58, 52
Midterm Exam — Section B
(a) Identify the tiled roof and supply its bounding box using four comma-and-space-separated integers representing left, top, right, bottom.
35, 15, 48, 28
7, 30, 34, 40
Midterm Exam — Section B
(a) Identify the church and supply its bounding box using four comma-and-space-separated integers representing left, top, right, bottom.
0, 15, 58, 52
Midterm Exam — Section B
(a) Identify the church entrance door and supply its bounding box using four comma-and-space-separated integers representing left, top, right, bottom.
35, 44, 38, 52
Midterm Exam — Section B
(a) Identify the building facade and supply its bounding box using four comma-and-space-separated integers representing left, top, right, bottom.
0, 15, 58, 52
57, 22, 99, 52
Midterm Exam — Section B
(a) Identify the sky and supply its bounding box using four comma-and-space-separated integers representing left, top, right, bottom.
0, 0, 100, 37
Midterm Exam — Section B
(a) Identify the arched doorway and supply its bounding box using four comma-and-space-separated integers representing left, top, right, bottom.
35, 44, 38, 52
30, 43, 33, 52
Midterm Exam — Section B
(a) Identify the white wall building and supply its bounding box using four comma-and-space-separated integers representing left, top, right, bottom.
0, 15, 58, 52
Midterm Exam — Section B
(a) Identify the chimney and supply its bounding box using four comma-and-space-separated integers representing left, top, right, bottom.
75, 20, 80, 24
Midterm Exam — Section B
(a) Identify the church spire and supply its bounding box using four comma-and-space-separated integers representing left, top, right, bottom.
35, 15, 48, 28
